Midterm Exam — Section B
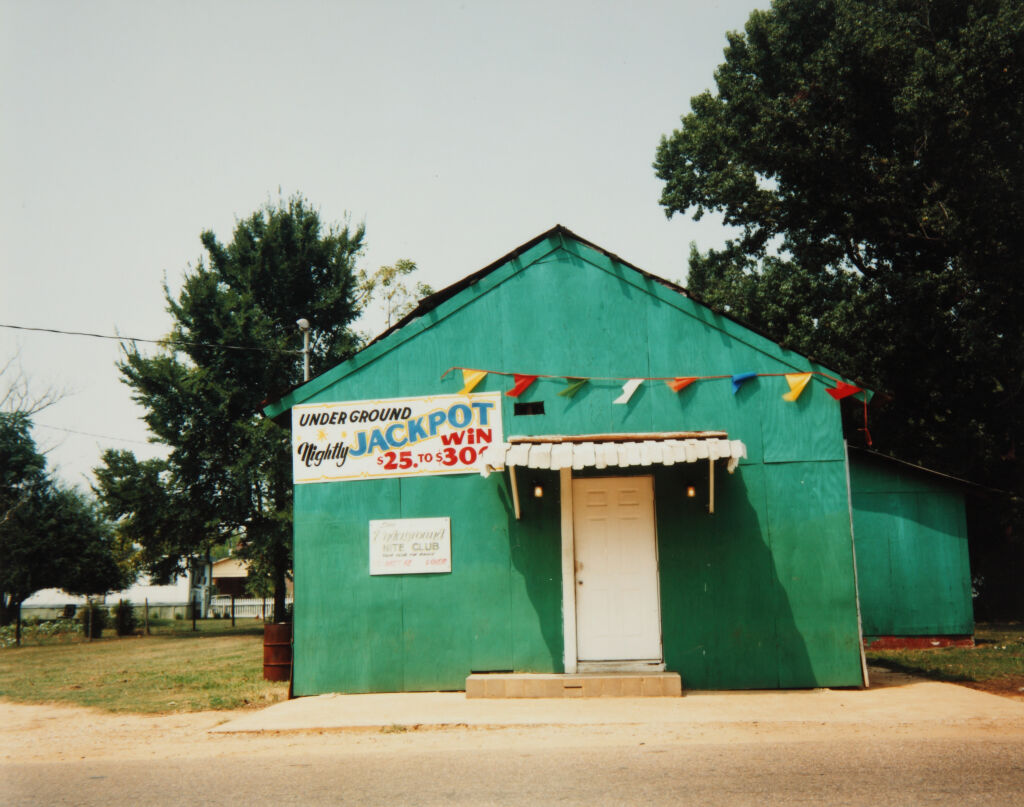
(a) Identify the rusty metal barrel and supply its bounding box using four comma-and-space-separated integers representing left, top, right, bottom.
263, 622, 292, 682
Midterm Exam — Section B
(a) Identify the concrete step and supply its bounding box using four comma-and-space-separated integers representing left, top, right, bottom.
466, 672, 682, 699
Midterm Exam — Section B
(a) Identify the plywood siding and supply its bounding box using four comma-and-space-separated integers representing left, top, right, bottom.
294, 472, 563, 695
850, 455, 973, 637
655, 461, 862, 689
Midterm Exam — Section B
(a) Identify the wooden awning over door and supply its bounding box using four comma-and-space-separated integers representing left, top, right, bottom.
479, 432, 748, 518
479, 432, 747, 475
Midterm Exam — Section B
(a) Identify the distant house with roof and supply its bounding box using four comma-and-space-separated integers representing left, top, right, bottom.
21, 563, 210, 621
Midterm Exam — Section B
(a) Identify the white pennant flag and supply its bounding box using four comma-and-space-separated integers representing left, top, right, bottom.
613, 378, 644, 405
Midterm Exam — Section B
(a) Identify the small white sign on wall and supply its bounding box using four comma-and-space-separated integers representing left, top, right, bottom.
369, 517, 452, 575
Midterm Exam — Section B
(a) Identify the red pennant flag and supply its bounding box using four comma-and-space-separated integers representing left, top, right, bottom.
666, 377, 697, 393
827, 381, 862, 400
506, 374, 538, 398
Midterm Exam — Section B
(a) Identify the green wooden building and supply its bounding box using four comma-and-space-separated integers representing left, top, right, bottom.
264, 226, 973, 695
848, 449, 974, 646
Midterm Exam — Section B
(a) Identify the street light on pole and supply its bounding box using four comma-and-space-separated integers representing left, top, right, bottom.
296, 318, 310, 382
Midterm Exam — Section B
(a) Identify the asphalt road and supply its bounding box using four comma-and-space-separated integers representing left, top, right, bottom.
6, 733, 1024, 806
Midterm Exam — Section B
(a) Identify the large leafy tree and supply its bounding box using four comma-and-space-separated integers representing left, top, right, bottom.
102, 195, 365, 621
654, 0, 1023, 614
1, 412, 125, 626
93, 451, 182, 583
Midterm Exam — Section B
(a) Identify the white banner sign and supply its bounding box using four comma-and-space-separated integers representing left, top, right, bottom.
369, 517, 451, 575
291, 392, 503, 483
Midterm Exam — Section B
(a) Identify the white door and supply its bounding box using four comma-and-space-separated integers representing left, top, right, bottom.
572, 476, 662, 661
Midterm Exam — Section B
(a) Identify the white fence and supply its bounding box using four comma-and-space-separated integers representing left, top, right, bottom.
209, 596, 293, 619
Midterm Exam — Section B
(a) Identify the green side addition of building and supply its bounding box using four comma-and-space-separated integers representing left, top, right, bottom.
849, 449, 974, 644
265, 226, 968, 696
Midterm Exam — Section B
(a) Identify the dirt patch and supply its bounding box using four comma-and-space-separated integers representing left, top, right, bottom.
960, 676, 1024, 701
5, 671, 1024, 767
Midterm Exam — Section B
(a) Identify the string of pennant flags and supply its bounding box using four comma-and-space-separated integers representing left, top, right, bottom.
441, 366, 873, 443
442, 366, 866, 402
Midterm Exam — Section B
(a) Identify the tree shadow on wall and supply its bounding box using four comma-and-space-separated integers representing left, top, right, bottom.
655, 464, 819, 689
498, 470, 565, 672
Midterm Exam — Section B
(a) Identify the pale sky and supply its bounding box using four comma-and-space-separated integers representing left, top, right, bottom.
1, 0, 763, 487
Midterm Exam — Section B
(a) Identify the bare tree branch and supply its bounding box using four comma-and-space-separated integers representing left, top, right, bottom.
0, 350, 66, 415
356, 260, 434, 329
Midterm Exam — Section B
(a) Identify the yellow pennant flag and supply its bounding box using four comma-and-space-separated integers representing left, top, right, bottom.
782, 372, 812, 401
459, 369, 488, 394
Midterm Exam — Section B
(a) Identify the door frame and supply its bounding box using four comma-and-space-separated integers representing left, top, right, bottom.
559, 469, 663, 673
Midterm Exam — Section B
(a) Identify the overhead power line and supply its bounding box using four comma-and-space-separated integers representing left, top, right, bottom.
34, 422, 155, 446
0, 323, 302, 354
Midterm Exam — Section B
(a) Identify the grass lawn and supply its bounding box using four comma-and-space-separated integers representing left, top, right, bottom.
3, 620, 1021, 714
866, 623, 1024, 697
0, 619, 287, 713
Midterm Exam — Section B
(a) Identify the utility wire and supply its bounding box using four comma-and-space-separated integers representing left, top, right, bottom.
34, 422, 154, 446
0, 323, 302, 354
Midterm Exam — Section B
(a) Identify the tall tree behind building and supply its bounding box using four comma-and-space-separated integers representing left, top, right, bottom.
654, 0, 1023, 615
102, 195, 365, 621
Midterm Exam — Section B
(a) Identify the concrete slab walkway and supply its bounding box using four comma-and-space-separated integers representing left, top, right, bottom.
212, 667, 1024, 734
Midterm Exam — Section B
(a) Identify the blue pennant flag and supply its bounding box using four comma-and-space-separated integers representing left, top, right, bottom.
731, 372, 757, 395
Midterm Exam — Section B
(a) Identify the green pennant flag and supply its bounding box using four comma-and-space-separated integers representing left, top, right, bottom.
558, 377, 589, 398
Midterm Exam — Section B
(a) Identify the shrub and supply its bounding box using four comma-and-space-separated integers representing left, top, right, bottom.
114, 599, 137, 636
79, 603, 107, 638
0, 617, 81, 648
